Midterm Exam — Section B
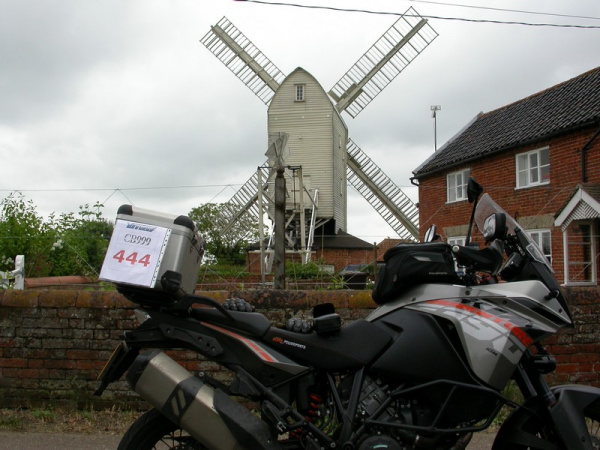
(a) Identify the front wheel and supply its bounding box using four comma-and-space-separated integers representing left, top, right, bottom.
118, 408, 206, 450
492, 400, 600, 450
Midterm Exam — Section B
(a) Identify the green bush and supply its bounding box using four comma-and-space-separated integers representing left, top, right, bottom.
285, 261, 329, 280
198, 264, 250, 280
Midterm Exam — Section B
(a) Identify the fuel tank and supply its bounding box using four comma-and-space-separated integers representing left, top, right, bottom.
370, 307, 475, 385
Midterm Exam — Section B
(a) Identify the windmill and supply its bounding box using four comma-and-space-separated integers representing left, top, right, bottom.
201, 7, 437, 266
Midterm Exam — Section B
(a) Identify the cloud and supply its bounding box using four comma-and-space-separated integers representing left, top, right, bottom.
1, 0, 599, 242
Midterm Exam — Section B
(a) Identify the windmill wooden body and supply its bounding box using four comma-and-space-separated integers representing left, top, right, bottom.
201, 8, 437, 265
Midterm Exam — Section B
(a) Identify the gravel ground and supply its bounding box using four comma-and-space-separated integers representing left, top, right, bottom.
0, 431, 496, 449
0, 408, 497, 449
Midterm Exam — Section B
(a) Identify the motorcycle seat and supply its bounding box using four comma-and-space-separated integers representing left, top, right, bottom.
191, 307, 272, 337
263, 319, 392, 371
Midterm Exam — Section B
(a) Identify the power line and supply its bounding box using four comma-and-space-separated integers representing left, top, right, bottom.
237, 0, 600, 29
0, 183, 244, 193
409, 0, 600, 22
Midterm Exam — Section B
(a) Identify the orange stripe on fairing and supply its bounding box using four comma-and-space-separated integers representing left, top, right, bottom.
201, 322, 277, 363
427, 299, 534, 347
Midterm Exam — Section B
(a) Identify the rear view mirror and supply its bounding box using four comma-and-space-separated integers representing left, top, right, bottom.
424, 225, 439, 242
467, 178, 484, 203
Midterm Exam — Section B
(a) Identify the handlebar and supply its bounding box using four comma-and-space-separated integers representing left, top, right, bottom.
451, 240, 504, 275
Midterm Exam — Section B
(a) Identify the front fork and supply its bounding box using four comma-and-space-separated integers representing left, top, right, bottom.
503, 348, 600, 450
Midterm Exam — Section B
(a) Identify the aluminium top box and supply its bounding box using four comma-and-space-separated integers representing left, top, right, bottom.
100, 204, 204, 301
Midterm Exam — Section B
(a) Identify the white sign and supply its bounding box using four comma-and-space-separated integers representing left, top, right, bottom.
100, 219, 170, 288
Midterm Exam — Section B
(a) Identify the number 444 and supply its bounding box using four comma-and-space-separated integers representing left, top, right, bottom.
113, 250, 152, 267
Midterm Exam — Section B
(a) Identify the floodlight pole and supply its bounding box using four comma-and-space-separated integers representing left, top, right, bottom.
431, 105, 441, 151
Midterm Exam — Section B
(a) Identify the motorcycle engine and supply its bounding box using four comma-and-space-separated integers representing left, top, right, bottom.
347, 376, 433, 449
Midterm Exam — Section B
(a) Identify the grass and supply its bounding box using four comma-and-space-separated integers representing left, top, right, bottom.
0, 406, 142, 435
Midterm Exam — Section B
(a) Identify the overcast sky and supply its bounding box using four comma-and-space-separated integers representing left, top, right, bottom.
1, 0, 599, 243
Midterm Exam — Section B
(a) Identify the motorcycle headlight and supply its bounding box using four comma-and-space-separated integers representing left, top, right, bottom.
483, 213, 507, 242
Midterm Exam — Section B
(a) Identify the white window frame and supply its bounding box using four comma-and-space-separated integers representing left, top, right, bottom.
448, 236, 466, 246
527, 229, 552, 264
295, 84, 305, 102
562, 221, 597, 286
516, 147, 550, 189
447, 169, 470, 203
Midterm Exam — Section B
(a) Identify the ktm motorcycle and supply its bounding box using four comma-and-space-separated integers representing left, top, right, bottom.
97, 180, 600, 449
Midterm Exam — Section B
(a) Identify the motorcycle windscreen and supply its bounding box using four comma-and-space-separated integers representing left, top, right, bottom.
410, 299, 532, 390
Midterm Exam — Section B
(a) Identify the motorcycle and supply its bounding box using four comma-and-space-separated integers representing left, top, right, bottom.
96, 179, 600, 449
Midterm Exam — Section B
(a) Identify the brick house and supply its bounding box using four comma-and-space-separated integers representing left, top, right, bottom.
411, 66, 600, 286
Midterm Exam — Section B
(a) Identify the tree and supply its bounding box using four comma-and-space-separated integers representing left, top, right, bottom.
45, 203, 113, 276
0, 192, 112, 277
188, 203, 263, 266
0, 192, 51, 276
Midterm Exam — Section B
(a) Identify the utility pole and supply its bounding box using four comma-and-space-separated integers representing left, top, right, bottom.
431, 105, 441, 151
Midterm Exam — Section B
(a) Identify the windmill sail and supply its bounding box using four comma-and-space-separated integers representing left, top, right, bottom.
201, 17, 286, 105
214, 161, 272, 236
202, 13, 432, 247
329, 7, 438, 118
346, 140, 419, 240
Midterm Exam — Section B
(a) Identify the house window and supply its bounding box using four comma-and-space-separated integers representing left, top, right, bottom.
516, 147, 550, 188
447, 169, 470, 203
527, 229, 552, 264
564, 222, 596, 285
295, 84, 305, 101
448, 237, 466, 246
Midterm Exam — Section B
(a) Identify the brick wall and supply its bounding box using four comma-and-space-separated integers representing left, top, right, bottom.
0, 289, 374, 409
0, 287, 597, 409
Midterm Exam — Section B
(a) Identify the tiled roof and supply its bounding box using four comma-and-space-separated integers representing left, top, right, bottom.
314, 230, 374, 250
414, 66, 600, 178
247, 230, 374, 250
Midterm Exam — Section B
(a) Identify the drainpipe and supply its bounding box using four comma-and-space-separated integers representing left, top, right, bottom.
581, 124, 600, 183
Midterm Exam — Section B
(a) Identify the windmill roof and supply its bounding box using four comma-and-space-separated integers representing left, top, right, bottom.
314, 230, 374, 250
246, 230, 374, 251
413, 66, 600, 178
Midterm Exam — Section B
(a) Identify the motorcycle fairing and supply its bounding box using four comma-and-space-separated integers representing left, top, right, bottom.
409, 299, 532, 390
468, 280, 572, 328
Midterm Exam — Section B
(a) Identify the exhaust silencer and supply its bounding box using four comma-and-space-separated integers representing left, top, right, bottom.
127, 350, 279, 450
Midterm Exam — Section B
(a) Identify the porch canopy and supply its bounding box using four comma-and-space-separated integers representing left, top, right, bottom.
555, 184, 600, 285
555, 184, 600, 230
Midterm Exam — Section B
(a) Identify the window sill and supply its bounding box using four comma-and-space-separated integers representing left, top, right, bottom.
446, 198, 468, 204
562, 281, 597, 287
514, 182, 550, 191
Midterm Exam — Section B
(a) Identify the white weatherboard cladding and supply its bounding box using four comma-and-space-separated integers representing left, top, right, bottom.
267, 68, 348, 230
333, 112, 348, 230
